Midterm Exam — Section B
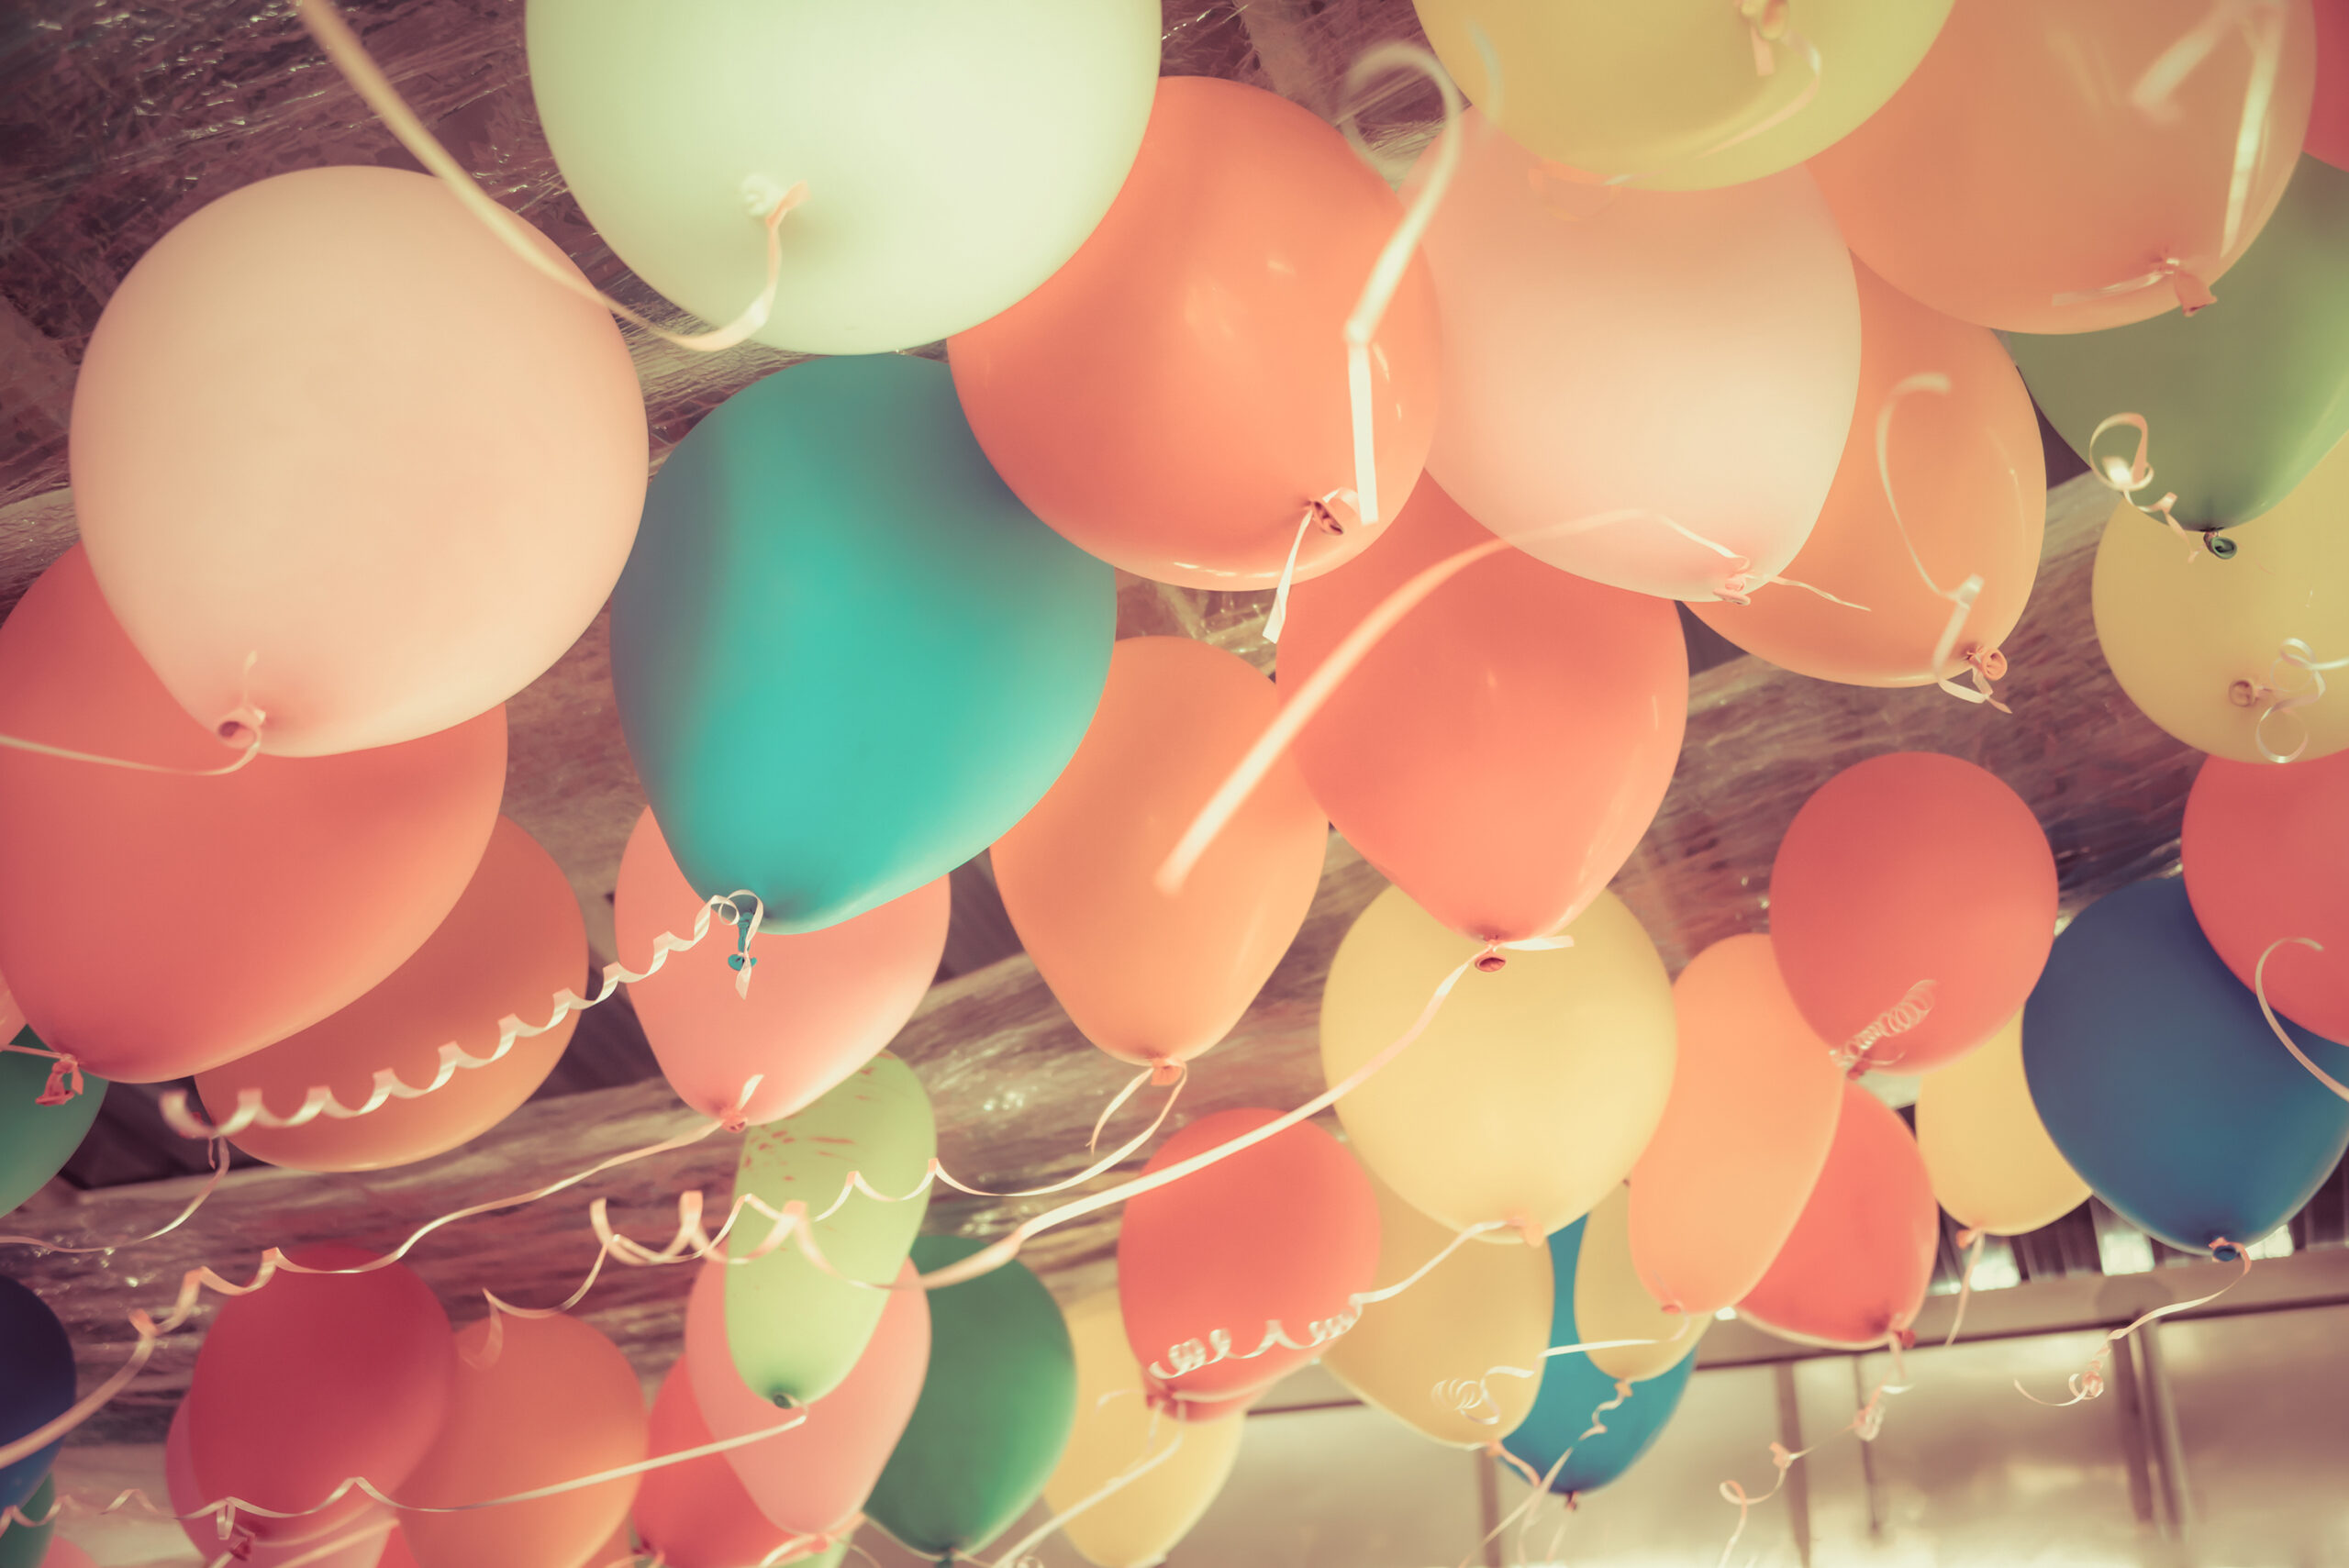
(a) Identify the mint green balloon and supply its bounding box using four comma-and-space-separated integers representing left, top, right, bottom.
865, 1235, 1076, 1562
726, 1053, 933, 1405
0, 1030, 103, 1219
2009, 156, 2349, 530
0, 1474, 54, 1568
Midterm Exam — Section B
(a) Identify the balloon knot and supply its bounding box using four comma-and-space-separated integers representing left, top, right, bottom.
1147, 1058, 1186, 1088
1310, 488, 1361, 537
1510, 1215, 1545, 1248
33, 1054, 83, 1106
1893, 1327, 1917, 1351
2166, 261, 2217, 315
1474, 943, 1508, 973
2210, 1236, 2243, 1262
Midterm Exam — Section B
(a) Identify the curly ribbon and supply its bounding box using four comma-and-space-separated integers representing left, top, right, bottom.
294, 0, 803, 352
1456, 1383, 1633, 1568
2228, 639, 2349, 764
1943, 1228, 1988, 1348
2019, 1241, 2253, 1407
1436, 1311, 1696, 1428
0, 650, 265, 777
0, 1138, 231, 1255
1714, 1440, 1807, 1568
1875, 373, 2011, 711
1835, 978, 1937, 1074
2253, 938, 2349, 1100
1, 1038, 85, 1107
1712, 1330, 1911, 1567
2087, 412, 2215, 562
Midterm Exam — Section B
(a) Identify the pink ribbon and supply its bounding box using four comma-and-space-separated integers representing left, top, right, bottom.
2019, 1243, 2252, 1407
2228, 639, 2349, 765
1835, 979, 1938, 1074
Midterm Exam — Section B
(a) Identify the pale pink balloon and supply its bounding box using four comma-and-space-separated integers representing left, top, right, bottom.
683, 1254, 930, 1536
167, 1401, 397, 1568
616, 808, 949, 1127
38, 1544, 99, 1568
1414, 112, 1860, 602
69, 165, 646, 757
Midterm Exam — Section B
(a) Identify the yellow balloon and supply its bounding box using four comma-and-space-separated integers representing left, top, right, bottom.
1322, 885, 1675, 1240
1043, 1293, 1244, 1568
2095, 441, 2349, 765
1574, 1184, 1707, 1382
1320, 1165, 1553, 1445
1410, 0, 1954, 190
1914, 1011, 2088, 1237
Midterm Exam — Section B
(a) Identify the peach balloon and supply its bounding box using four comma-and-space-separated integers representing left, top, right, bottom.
70, 165, 646, 756
1690, 261, 2046, 688
1809, 0, 2315, 334
616, 809, 948, 1126
168, 1402, 398, 1568
949, 75, 1441, 588
1630, 936, 1846, 1318
632, 1364, 800, 1568
36, 1545, 95, 1568
1415, 113, 1859, 600
993, 638, 1325, 1072
196, 817, 584, 1171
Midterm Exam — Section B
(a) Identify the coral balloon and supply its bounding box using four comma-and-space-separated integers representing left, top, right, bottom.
167, 1403, 396, 1568
1631, 936, 1843, 1318
1739, 1085, 1940, 1350
0, 547, 505, 1084
32, 1545, 94, 1568
1118, 1107, 1380, 1416
617, 809, 947, 1127
1914, 1012, 2088, 1238
994, 638, 1325, 1072
1691, 261, 2044, 687
2185, 749, 2349, 1040
70, 166, 642, 756
1769, 753, 2056, 1074
0, 1031, 103, 1219
195, 817, 584, 1172
1809, 0, 2315, 333
949, 76, 1440, 587
1415, 117, 1859, 599
2317, 0, 2349, 168
632, 1365, 800, 1568
1574, 1186, 1705, 1383
0, 1278, 71, 1513
1281, 481, 1686, 944
1322, 886, 1675, 1240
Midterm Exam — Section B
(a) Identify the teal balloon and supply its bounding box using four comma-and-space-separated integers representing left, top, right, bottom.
0, 1029, 103, 1219
610, 354, 1114, 933
1501, 1218, 1694, 1497
865, 1235, 1076, 1561
2009, 156, 2349, 530
0, 1473, 54, 1568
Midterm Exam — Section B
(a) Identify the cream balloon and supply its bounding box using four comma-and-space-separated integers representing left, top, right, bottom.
1043, 1294, 1242, 1568
1574, 1185, 1705, 1384
1915, 1011, 2089, 1237
1319, 1167, 1553, 1446
526, 0, 1158, 355
1321, 885, 1676, 1240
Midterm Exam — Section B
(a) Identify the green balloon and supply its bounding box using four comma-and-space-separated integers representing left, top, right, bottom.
0, 1474, 56, 1568
0, 1031, 103, 1219
2009, 155, 2349, 530
865, 1235, 1076, 1562
726, 1053, 933, 1405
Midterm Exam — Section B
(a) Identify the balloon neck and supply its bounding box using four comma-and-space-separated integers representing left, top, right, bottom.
2210, 1237, 2243, 1262
1309, 489, 1360, 538
2166, 261, 2216, 315
1509, 1215, 1545, 1248
1147, 1057, 1186, 1088
1892, 1328, 1917, 1351
33, 1053, 83, 1106
1474, 943, 1508, 973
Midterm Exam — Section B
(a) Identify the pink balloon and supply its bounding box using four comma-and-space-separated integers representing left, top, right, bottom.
616, 809, 949, 1126
1413, 111, 1860, 601
37, 1544, 97, 1568
632, 1363, 801, 1568
683, 1254, 929, 1537
168, 1402, 397, 1568
69, 165, 645, 757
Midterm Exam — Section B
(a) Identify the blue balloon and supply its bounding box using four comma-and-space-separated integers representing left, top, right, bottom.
2023, 877, 2349, 1256
1501, 1218, 1695, 1497
0, 1274, 72, 1512
611, 354, 1114, 932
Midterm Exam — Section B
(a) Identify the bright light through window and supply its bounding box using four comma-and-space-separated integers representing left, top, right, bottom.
2095, 1223, 2156, 1276
2246, 1226, 2296, 1261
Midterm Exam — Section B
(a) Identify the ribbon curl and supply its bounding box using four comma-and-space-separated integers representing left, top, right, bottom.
2019, 1242, 2253, 1407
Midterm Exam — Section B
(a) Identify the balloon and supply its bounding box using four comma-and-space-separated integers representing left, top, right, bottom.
1117, 1107, 1380, 1415
0, 1475, 54, 1568
399, 1314, 647, 1568
1320, 1167, 1553, 1445
0, 1279, 70, 1514
1690, 260, 2045, 686
632, 1365, 802, 1568
1630, 936, 1843, 1318
992, 638, 1325, 1072
1739, 1084, 1940, 1349
69, 166, 642, 757
865, 1236, 1075, 1559
2093, 441, 2349, 764
527, 0, 1155, 356
2316, 0, 2349, 168
167, 1402, 396, 1568
30, 1546, 93, 1568
1809, 0, 2316, 334
1414, 117, 1859, 600
1411, 0, 1953, 190
1043, 1294, 1243, 1568
0, 1032, 103, 1218
2011, 157, 2349, 532
1281, 480, 1686, 943
685, 1255, 928, 1540
184, 1245, 455, 1548
195, 817, 584, 1172
2024, 878, 2349, 1254
610, 354, 1113, 933
617, 809, 947, 1127
2185, 749, 2349, 1040
1769, 752, 2056, 1074
1321, 885, 1675, 1240
1914, 1011, 2088, 1238
1573, 1186, 1704, 1383
725, 1055, 933, 1406
0, 547, 506, 1084
949, 75, 1440, 588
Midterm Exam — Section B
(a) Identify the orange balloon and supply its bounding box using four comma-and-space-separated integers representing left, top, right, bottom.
1630, 937, 1845, 1318
0, 547, 506, 1084
632, 1363, 799, 1568
993, 638, 1325, 1072
399, 1313, 649, 1568
1740, 1084, 1941, 1349
949, 75, 1442, 588
195, 817, 584, 1171
1809, 0, 2315, 333
1280, 479, 1686, 944
1689, 262, 2045, 687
